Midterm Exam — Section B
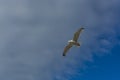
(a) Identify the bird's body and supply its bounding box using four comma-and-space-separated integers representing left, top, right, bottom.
68, 40, 75, 44
63, 27, 84, 56
68, 40, 80, 46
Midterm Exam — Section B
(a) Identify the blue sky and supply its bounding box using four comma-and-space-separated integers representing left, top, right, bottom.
70, 44, 120, 80
0, 0, 120, 80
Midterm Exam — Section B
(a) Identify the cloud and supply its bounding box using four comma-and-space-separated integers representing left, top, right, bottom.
0, 0, 119, 80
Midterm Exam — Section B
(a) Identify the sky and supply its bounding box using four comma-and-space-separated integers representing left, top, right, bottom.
0, 0, 120, 80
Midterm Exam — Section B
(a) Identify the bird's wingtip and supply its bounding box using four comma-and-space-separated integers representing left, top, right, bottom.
81, 27, 85, 29
62, 54, 66, 56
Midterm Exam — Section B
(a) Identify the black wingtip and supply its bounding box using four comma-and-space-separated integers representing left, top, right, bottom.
62, 54, 66, 56
81, 27, 84, 29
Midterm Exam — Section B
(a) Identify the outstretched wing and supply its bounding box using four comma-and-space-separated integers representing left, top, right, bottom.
73, 27, 84, 42
63, 43, 73, 56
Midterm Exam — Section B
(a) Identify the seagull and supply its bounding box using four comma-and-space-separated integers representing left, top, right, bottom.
63, 27, 84, 56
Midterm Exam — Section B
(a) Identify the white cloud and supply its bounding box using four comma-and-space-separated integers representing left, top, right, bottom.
0, 0, 119, 80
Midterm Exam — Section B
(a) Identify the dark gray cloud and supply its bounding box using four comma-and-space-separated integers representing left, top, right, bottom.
0, 0, 119, 80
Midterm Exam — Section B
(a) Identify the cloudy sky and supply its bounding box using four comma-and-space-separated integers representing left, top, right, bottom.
0, 0, 120, 80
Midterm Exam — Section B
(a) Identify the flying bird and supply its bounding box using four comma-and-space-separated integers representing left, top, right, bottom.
63, 27, 84, 56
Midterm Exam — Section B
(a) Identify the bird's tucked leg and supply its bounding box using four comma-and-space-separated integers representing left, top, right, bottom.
74, 42, 80, 46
